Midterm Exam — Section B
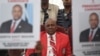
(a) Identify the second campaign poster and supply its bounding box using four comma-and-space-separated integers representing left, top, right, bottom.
73, 0, 100, 56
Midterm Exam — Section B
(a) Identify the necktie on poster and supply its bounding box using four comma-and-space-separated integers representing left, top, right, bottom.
10, 21, 16, 33
89, 30, 94, 42
0, 0, 40, 49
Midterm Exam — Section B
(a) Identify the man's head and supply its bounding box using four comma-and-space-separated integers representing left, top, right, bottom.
12, 4, 23, 20
41, 0, 49, 5
62, 0, 71, 8
44, 18, 57, 35
89, 12, 99, 29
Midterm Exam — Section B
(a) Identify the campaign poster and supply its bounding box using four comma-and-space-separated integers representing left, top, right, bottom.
72, 0, 100, 56
0, 0, 40, 49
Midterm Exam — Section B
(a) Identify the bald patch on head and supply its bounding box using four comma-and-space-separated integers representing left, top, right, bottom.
45, 18, 57, 25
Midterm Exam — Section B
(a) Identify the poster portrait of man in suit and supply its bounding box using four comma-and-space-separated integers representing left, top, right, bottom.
80, 12, 100, 42
0, 4, 32, 33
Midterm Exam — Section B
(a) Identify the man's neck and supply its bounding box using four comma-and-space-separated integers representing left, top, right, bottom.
91, 27, 98, 30
47, 32, 56, 36
13, 18, 21, 22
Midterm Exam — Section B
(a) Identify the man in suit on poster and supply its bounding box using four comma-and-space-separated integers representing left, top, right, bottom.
0, 4, 32, 33
0, 4, 32, 56
80, 12, 100, 42
26, 18, 72, 56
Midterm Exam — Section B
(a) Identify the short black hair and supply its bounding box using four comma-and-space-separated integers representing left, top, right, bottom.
13, 4, 23, 11
89, 12, 99, 20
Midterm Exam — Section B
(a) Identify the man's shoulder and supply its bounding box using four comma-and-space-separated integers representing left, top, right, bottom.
81, 29, 89, 34
1, 20, 12, 25
97, 28, 100, 32
56, 32, 70, 42
98, 28, 100, 30
41, 31, 46, 35
20, 20, 32, 27
57, 32, 69, 38
40, 31, 68, 36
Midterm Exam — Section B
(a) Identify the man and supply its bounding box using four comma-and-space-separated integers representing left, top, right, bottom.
0, 4, 32, 33
57, 0, 72, 29
41, 0, 59, 25
57, 0, 72, 51
80, 12, 100, 42
26, 18, 72, 56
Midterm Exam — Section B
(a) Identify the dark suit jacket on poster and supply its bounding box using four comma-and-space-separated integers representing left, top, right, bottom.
0, 20, 32, 33
80, 28, 100, 42
0, 20, 32, 56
